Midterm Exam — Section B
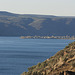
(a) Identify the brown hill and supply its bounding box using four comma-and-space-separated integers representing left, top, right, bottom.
21, 41, 75, 75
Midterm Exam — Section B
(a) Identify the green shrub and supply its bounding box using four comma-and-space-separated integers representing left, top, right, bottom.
65, 46, 69, 49
55, 50, 64, 57
28, 65, 36, 71
68, 54, 74, 58
62, 56, 68, 62
37, 63, 41, 67
41, 62, 47, 68
69, 41, 75, 46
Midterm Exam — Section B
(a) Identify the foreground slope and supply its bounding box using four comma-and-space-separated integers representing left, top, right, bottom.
21, 42, 75, 75
0, 11, 75, 36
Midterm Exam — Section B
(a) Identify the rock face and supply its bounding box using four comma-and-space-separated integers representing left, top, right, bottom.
21, 42, 75, 75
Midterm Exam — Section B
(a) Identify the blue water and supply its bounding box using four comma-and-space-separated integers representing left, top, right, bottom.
0, 37, 74, 75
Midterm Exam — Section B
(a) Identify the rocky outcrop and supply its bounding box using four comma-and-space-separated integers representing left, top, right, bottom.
21, 42, 75, 75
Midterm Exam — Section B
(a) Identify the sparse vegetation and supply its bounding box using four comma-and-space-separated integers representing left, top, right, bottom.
62, 56, 68, 62
21, 42, 75, 75
37, 63, 41, 67
65, 45, 69, 49
28, 65, 36, 71
0, 11, 75, 37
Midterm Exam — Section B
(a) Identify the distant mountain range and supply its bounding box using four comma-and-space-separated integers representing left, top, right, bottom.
0, 11, 75, 36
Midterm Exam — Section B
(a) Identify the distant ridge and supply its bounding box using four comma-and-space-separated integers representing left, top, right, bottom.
0, 11, 56, 18
0, 11, 75, 36
0, 11, 19, 16
0, 11, 75, 18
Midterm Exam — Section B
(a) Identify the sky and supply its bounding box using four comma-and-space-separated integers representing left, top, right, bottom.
0, 0, 75, 16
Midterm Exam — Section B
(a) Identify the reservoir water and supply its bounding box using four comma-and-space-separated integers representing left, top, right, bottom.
0, 37, 74, 75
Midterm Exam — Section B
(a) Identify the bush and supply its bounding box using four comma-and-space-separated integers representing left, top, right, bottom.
28, 65, 36, 71
68, 54, 74, 58
65, 46, 69, 49
55, 50, 64, 57
37, 63, 41, 67
69, 41, 75, 46
62, 56, 68, 62
41, 62, 47, 68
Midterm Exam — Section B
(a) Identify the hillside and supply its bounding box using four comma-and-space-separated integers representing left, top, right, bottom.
21, 42, 75, 75
0, 11, 75, 36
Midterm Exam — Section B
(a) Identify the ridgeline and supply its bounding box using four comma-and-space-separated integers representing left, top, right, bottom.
0, 11, 75, 36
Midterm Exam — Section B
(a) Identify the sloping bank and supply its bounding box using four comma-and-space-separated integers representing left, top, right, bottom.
21, 42, 75, 75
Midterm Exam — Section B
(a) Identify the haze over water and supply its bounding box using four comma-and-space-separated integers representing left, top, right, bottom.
0, 37, 74, 75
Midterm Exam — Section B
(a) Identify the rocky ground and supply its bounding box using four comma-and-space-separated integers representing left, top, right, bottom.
21, 41, 75, 75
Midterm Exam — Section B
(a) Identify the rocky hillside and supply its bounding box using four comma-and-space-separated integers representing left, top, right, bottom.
21, 42, 75, 75
0, 11, 75, 36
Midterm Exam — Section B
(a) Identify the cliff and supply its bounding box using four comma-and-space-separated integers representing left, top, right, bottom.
21, 42, 75, 75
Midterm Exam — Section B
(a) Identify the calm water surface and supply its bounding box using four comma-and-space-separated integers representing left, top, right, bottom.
0, 37, 74, 75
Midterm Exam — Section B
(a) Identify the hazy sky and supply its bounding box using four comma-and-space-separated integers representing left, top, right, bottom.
0, 0, 75, 16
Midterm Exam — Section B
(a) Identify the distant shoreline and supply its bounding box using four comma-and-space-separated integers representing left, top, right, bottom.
20, 36, 75, 40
